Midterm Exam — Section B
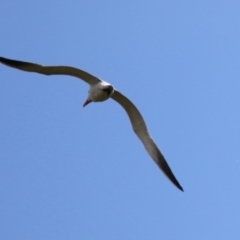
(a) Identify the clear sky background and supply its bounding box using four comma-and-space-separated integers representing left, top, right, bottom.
0, 1, 240, 239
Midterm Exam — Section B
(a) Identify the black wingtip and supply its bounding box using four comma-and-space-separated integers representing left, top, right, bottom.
172, 175, 184, 192
0, 56, 28, 68
157, 152, 184, 192
171, 177, 184, 192
178, 185, 184, 192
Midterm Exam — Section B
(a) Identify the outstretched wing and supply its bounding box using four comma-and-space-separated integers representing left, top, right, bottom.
111, 90, 183, 191
0, 56, 100, 85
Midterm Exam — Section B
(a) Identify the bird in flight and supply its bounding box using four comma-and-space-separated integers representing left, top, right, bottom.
0, 56, 184, 191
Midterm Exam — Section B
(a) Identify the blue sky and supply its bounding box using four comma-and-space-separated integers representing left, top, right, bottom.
1, 1, 240, 239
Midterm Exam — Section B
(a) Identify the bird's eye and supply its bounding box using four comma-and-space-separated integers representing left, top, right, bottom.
102, 88, 112, 95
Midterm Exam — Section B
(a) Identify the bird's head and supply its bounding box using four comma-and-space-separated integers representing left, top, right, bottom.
83, 82, 114, 107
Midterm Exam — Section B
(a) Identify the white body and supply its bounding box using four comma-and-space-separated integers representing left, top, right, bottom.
89, 81, 114, 102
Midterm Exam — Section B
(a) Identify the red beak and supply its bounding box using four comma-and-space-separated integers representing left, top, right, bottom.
83, 98, 92, 107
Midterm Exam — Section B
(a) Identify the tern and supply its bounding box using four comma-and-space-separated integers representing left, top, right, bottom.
0, 56, 183, 191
